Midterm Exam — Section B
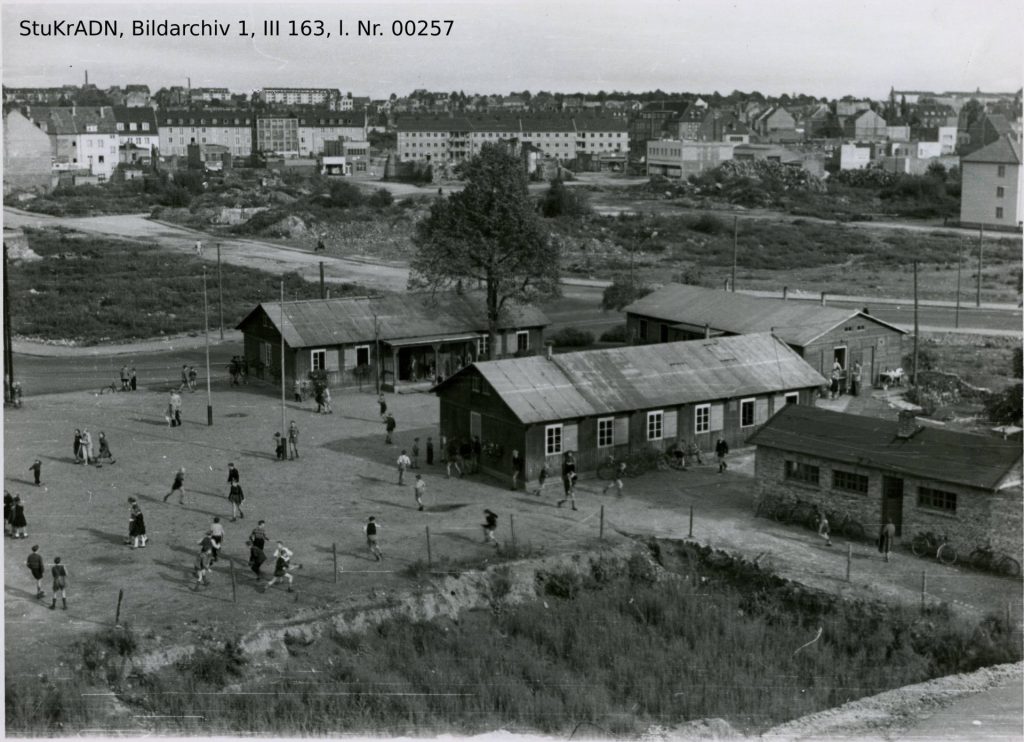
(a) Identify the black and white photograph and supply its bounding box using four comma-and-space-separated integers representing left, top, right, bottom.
2, 0, 1022, 738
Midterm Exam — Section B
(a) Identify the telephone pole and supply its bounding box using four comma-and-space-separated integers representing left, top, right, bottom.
912, 260, 919, 389
3, 243, 14, 404
216, 243, 224, 340
203, 268, 213, 425
976, 226, 983, 308
731, 216, 738, 292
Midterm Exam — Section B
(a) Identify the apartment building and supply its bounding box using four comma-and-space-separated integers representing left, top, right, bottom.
158, 109, 254, 158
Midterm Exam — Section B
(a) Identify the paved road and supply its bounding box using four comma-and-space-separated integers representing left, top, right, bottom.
894, 678, 1024, 741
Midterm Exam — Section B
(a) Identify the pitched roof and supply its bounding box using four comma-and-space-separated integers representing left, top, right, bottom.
748, 405, 1022, 491
624, 284, 905, 347
112, 106, 158, 127
43, 106, 117, 135
238, 293, 549, 348
961, 133, 1022, 165
438, 333, 826, 425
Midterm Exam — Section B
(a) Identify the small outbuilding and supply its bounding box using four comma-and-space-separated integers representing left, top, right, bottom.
237, 293, 549, 391
624, 284, 906, 392
748, 405, 1023, 556
433, 332, 826, 484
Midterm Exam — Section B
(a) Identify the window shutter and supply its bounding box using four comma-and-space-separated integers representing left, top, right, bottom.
614, 416, 629, 445
710, 403, 724, 432
563, 423, 579, 452
755, 398, 769, 424
343, 346, 357, 369
663, 409, 678, 439
773, 394, 785, 413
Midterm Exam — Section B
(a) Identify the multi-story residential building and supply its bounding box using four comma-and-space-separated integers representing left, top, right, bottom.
296, 111, 367, 156
259, 87, 342, 110
40, 106, 119, 179
3, 86, 79, 105
190, 87, 231, 103
158, 109, 254, 158
256, 114, 300, 156
112, 106, 159, 154
696, 111, 750, 143
913, 101, 957, 129
843, 109, 888, 141
124, 84, 151, 108
751, 106, 798, 143
959, 134, 1022, 230
675, 101, 709, 140
519, 115, 577, 159
646, 140, 736, 178
575, 115, 629, 156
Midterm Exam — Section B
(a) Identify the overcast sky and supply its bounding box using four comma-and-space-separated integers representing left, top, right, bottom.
2, 0, 1022, 99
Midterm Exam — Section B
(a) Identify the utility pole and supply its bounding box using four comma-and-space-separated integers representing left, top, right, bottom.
955, 241, 962, 329
373, 309, 382, 395
203, 268, 213, 425
3, 243, 14, 404
976, 226, 983, 308
280, 282, 286, 437
216, 243, 224, 340
319, 262, 326, 299
731, 216, 738, 292
912, 260, 919, 389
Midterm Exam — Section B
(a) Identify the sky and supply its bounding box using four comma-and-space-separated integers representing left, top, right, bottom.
1, 0, 1022, 100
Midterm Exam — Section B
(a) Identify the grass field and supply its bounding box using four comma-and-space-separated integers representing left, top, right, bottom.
9, 228, 365, 344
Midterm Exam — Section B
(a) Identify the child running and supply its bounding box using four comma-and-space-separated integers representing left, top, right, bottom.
265, 542, 295, 593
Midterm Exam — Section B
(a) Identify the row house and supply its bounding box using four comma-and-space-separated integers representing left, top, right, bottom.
295, 111, 367, 157
112, 106, 159, 154
912, 101, 958, 129
842, 109, 888, 141
959, 134, 1022, 230
574, 115, 629, 156
106, 84, 152, 108
3, 86, 79, 105
258, 87, 343, 110
695, 111, 751, 143
751, 106, 799, 143
158, 109, 254, 158
40, 106, 119, 180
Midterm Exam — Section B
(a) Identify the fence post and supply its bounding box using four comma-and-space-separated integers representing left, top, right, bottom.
511, 515, 517, 551
426, 526, 432, 569
846, 544, 852, 582
688, 506, 694, 538
230, 559, 237, 604
920, 571, 927, 612
115, 588, 123, 626
333, 542, 338, 583
600, 505, 605, 541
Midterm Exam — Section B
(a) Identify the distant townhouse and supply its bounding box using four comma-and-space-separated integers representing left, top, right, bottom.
675, 101, 709, 140
802, 104, 834, 139
502, 95, 528, 111
750, 406, 1022, 557
843, 109, 888, 141
2, 109, 53, 192
752, 106, 798, 143
623, 284, 906, 389
39, 106, 119, 180
190, 87, 231, 103
835, 100, 872, 117
124, 84, 151, 108
296, 110, 367, 156
913, 101, 957, 129
696, 111, 751, 143
959, 134, 1022, 230
963, 113, 1014, 156
519, 115, 578, 160
112, 106, 159, 155
646, 140, 735, 178
3, 86, 78, 105
574, 115, 629, 156
158, 109, 253, 158
259, 86, 343, 110
432, 333, 825, 484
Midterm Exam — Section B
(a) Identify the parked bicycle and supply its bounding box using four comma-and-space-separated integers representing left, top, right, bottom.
968, 544, 1021, 577
822, 510, 866, 541
911, 531, 958, 565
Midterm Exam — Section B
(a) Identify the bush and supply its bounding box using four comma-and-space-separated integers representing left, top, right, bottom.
600, 324, 629, 342
983, 383, 1023, 424
327, 181, 365, 208
902, 347, 937, 376
175, 639, 247, 687
367, 188, 394, 208
691, 213, 726, 235
549, 327, 594, 348
601, 279, 653, 311
1012, 347, 1022, 379
539, 178, 589, 219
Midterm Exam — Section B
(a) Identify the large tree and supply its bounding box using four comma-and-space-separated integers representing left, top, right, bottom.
409, 143, 560, 359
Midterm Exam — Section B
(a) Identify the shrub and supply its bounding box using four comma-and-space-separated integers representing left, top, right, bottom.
367, 188, 394, 208
599, 324, 629, 342
902, 347, 937, 376
549, 327, 594, 348
1012, 347, 1022, 379
327, 181, 365, 208
983, 383, 1023, 424
539, 178, 589, 219
601, 279, 652, 311
175, 639, 247, 687
691, 213, 726, 234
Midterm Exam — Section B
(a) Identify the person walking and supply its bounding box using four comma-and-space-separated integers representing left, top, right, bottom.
472, 436, 482, 475
11, 496, 27, 538
27, 545, 45, 599
287, 421, 300, 460
411, 438, 420, 469
80, 428, 93, 465
378, 393, 387, 418
195, 240, 203, 256
73, 428, 83, 463
602, 461, 627, 498
188, 365, 198, 392
248, 536, 267, 579
49, 557, 68, 610
384, 412, 396, 445
322, 387, 333, 414
817, 509, 833, 547
293, 378, 303, 403
4, 491, 13, 536
29, 459, 42, 486
878, 519, 896, 562
556, 472, 578, 510
265, 542, 295, 592
445, 438, 462, 479
715, 437, 729, 474
274, 432, 286, 461
171, 390, 183, 427
851, 362, 863, 397
193, 534, 214, 590
425, 436, 434, 466
96, 432, 115, 464
482, 509, 499, 546
510, 449, 523, 490
364, 517, 383, 561
129, 366, 137, 391
458, 439, 472, 476
179, 365, 189, 393
413, 474, 426, 511
129, 498, 147, 548
120, 365, 130, 391
314, 387, 325, 414
686, 440, 704, 466
228, 480, 245, 521
209, 517, 225, 563
533, 465, 549, 497
397, 450, 411, 485
163, 467, 186, 504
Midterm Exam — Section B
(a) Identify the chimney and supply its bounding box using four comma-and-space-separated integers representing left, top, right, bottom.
546, 343, 553, 361
895, 410, 920, 439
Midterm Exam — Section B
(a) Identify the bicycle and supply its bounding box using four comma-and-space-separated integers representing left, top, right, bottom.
911, 531, 958, 565
825, 510, 866, 541
969, 544, 1022, 578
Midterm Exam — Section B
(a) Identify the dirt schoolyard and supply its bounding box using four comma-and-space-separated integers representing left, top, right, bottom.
4, 378, 1021, 675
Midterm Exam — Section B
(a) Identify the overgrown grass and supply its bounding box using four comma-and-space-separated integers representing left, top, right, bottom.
9, 547, 1017, 737
8, 228, 366, 343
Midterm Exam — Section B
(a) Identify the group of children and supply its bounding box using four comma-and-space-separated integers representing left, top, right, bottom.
72, 428, 116, 465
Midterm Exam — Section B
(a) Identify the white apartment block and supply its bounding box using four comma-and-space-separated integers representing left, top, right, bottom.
158, 110, 254, 158
260, 87, 342, 109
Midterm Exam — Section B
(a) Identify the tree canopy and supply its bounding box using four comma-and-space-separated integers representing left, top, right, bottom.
409, 143, 560, 359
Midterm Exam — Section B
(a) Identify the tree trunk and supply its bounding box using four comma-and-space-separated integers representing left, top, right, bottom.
487, 280, 499, 361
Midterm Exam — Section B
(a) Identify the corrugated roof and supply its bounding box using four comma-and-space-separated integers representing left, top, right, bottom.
624, 284, 905, 347
239, 293, 549, 348
748, 405, 1022, 491
440, 333, 826, 424
961, 133, 1022, 165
